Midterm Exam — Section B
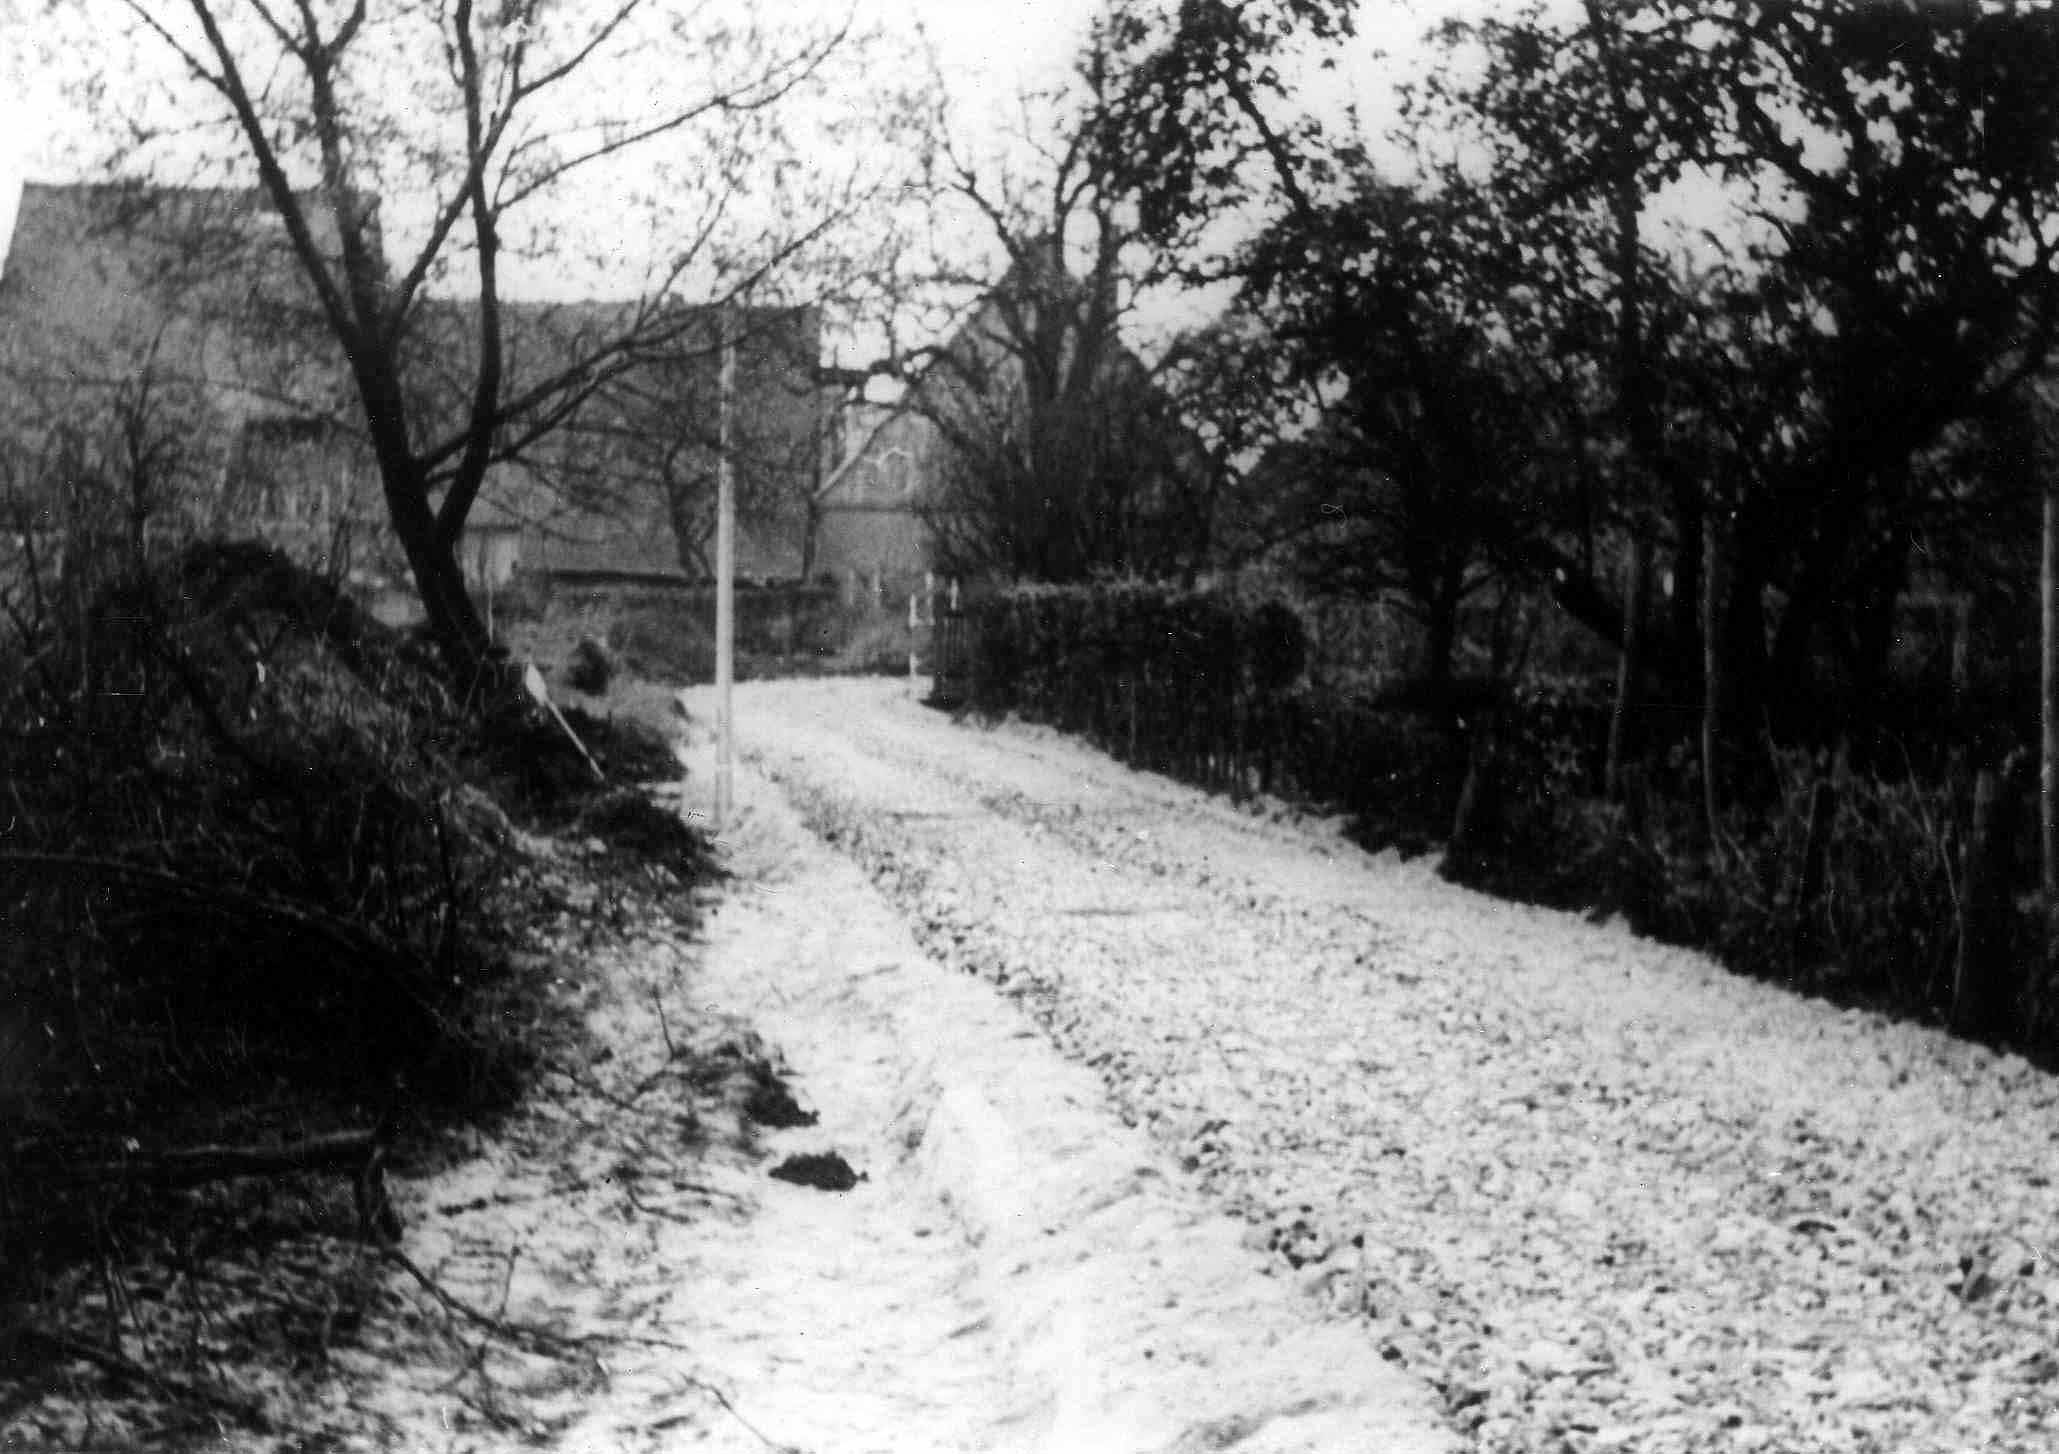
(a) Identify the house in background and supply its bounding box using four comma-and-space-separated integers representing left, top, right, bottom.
810, 239, 1214, 594
0, 181, 388, 585
808, 392, 937, 590
407, 298, 826, 585
0, 180, 833, 604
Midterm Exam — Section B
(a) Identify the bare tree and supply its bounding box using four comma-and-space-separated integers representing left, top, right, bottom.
882, 26, 1214, 584
54, 0, 909, 680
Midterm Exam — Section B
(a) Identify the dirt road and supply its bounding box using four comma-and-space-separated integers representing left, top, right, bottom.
285, 678, 1449, 1453
253, 674, 2056, 1453
713, 677, 2059, 1454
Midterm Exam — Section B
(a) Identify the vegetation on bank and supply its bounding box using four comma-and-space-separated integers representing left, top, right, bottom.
0, 539, 712, 1438
960, 582, 2058, 1063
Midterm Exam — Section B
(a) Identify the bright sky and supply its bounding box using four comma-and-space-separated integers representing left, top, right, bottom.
0, 1, 1501, 280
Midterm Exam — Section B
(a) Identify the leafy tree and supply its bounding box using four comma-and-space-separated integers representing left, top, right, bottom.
1705, 0, 2059, 740
1414, 0, 1725, 666
1413, 0, 2059, 757
1240, 169, 1557, 696
1099, 0, 1355, 236
1148, 306, 1304, 577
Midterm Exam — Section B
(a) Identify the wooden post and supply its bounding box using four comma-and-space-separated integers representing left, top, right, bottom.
1789, 777, 1836, 975
1701, 514, 1729, 854
714, 307, 736, 832
2043, 480, 2057, 902
1447, 708, 1502, 865
1606, 538, 1650, 802
1954, 764, 2021, 1037
1952, 595, 1972, 716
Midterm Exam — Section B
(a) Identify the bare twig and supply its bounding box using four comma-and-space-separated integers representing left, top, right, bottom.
651, 987, 679, 1060
539, 1057, 645, 1114
377, 1244, 794, 1445
51, 1130, 382, 1191
379, 1245, 584, 1359
3, 1325, 270, 1429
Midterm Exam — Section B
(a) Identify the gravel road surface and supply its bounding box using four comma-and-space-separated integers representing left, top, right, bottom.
719, 676, 2059, 1454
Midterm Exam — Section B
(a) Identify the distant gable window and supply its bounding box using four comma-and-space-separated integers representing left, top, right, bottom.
881, 449, 912, 498
227, 414, 362, 523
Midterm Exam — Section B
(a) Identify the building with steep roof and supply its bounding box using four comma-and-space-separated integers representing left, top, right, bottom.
0, 181, 385, 583
811, 241, 1211, 590
405, 297, 827, 583
0, 181, 831, 599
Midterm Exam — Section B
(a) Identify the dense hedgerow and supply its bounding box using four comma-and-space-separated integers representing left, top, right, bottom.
965, 581, 2057, 1060
964, 583, 1461, 845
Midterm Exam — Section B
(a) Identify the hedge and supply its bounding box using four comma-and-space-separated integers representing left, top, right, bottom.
964, 583, 1459, 834
963, 582, 2059, 1058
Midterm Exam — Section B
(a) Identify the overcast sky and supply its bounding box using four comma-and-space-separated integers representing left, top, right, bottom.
0, 1, 1502, 273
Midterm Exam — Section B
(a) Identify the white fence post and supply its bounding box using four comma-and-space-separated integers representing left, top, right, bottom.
907, 590, 920, 696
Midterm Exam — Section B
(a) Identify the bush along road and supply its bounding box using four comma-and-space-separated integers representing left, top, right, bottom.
712, 676, 2059, 1454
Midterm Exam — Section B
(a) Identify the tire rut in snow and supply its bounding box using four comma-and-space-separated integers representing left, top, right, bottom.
683, 723, 1455, 1454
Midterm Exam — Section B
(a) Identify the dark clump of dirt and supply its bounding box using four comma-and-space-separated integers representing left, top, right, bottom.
690, 1036, 814, 1129
744, 1072, 819, 1130
768, 1152, 864, 1192
574, 787, 724, 878
565, 636, 615, 695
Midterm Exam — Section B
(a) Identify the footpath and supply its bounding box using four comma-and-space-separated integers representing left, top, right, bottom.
250, 686, 1451, 1453
729, 678, 2059, 1454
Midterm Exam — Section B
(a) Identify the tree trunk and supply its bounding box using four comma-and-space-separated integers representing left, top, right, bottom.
2043, 480, 2057, 902
1717, 540, 1774, 788
29, 1128, 399, 1242
1846, 524, 1911, 748
1789, 777, 1836, 975
1448, 705, 1503, 866
1606, 538, 1650, 801
1951, 594, 1973, 721
1669, 479, 1704, 678
352, 362, 496, 684
1423, 592, 1459, 719
1701, 513, 1728, 851
1955, 763, 2022, 1038
394, 510, 494, 680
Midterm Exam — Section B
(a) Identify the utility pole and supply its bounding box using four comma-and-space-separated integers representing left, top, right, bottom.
714, 305, 736, 832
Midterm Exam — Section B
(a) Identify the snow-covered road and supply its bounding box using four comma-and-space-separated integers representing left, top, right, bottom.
725, 676, 2059, 1454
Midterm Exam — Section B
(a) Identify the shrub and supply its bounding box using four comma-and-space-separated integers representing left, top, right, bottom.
1450, 743, 1983, 1024
566, 635, 616, 694
970, 585, 2055, 1057
0, 543, 519, 1123
964, 583, 1461, 842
